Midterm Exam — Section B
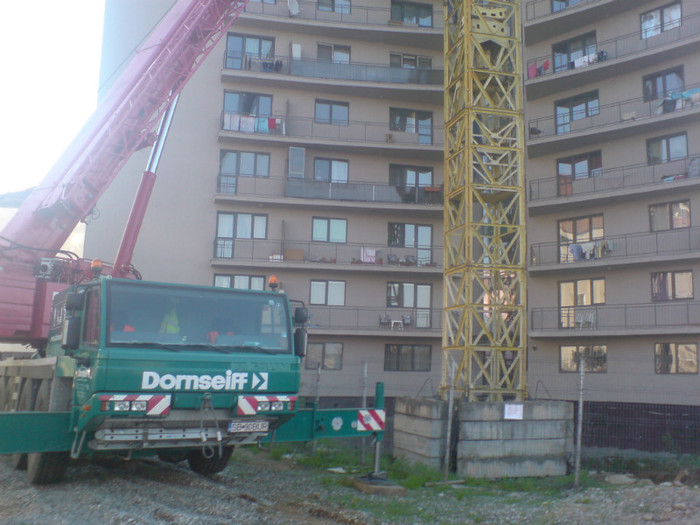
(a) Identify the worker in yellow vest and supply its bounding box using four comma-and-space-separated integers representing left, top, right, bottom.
159, 298, 180, 334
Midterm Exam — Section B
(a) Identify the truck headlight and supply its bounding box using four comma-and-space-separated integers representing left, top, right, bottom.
271, 401, 284, 411
114, 401, 131, 411
257, 401, 270, 412
131, 401, 147, 412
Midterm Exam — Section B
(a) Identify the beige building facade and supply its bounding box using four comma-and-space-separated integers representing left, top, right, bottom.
88, 0, 445, 400
524, 0, 700, 413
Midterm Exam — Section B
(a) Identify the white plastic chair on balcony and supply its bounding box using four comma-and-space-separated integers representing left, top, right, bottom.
575, 311, 595, 330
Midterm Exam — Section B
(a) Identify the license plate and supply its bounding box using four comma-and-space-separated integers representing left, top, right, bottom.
228, 420, 269, 433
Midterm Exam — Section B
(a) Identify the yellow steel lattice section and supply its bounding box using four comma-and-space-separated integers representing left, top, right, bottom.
441, 0, 527, 401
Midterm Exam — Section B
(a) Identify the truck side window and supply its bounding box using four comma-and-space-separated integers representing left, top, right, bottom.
83, 288, 101, 347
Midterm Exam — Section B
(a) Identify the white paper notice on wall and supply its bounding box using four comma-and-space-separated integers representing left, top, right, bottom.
504, 403, 524, 420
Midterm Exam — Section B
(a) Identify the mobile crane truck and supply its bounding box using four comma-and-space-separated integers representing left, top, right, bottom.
0, 0, 385, 485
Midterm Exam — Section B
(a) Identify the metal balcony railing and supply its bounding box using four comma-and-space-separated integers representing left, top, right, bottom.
221, 112, 443, 147
524, 0, 600, 21
531, 302, 700, 332
529, 227, 700, 267
213, 238, 443, 268
224, 53, 443, 85
526, 11, 700, 79
306, 305, 442, 331
242, 0, 444, 30
529, 155, 700, 202
216, 174, 444, 205
527, 82, 700, 140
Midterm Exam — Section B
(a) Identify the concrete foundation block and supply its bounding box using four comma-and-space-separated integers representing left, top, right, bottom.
458, 457, 568, 478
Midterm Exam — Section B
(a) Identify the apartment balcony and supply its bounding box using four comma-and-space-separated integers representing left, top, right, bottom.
525, 11, 700, 99
523, 0, 656, 45
211, 238, 444, 273
222, 55, 443, 103
306, 305, 442, 335
215, 174, 443, 214
530, 302, 700, 337
527, 86, 700, 158
219, 112, 443, 158
528, 155, 700, 215
239, 0, 443, 48
529, 227, 700, 275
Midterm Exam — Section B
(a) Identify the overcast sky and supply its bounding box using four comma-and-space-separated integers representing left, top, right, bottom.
0, 2, 105, 195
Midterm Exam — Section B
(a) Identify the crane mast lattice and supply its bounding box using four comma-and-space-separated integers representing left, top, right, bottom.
442, 0, 527, 401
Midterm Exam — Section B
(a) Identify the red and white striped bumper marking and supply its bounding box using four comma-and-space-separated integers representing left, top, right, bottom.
99, 394, 172, 416
236, 395, 297, 415
357, 409, 386, 431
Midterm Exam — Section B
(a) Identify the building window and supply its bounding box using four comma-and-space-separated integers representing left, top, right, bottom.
558, 214, 604, 263
559, 278, 605, 328
386, 282, 431, 308
215, 212, 267, 258
552, 32, 596, 73
641, 3, 681, 39
306, 342, 343, 370
219, 150, 270, 194
226, 34, 274, 69
312, 217, 347, 243
557, 151, 602, 196
555, 91, 599, 134
318, 0, 350, 14
390, 108, 433, 144
390, 1, 432, 27
314, 158, 348, 183
388, 223, 432, 265
214, 274, 266, 290
310, 280, 345, 305
318, 44, 350, 64
552, 0, 581, 13
651, 271, 693, 302
224, 91, 272, 116
390, 53, 432, 69
384, 344, 431, 371
655, 343, 698, 374
650, 200, 690, 232
643, 68, 684, 101
560, 345, 607, 373
315, 99, 349, 126
389, 164, 433, 187
647, 133, 687, 164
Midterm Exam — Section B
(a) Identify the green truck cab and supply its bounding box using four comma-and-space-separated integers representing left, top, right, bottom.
0, 277, 384, 484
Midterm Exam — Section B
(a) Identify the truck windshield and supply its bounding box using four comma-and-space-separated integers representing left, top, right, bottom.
106, 281, 292, 354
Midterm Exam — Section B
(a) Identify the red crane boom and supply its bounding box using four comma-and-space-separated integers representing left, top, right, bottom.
0, 0, 248, 347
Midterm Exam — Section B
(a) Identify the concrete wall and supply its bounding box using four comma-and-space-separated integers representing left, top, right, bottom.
392, 397, 447, 470
457, 401, 573, 478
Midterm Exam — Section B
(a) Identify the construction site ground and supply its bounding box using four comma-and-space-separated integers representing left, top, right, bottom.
1, 447, 700, 524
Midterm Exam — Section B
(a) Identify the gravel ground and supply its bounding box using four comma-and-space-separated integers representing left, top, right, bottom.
1, 449, 700, 524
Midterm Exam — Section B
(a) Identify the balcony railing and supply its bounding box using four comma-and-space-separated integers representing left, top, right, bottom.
526, 11, 700, 80
217, 174, 444, 205
242, 0, 444, 30
530, 227, 700, 267
524, 0, 600, 21
531, 302, 700, 332
213, 238, 443, 268
529, 155, 700, 202
224, 53, 443, 85
221, 112, 443, 146
528, 82, 700, 140
307, 305, 441, 331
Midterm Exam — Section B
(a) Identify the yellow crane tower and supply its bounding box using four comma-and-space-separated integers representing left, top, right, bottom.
442, 0, 527, 401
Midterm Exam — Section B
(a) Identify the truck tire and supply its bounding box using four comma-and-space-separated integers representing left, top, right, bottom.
26, 381, 70, 485
11, 379, 35, 470
186, 446, 233, 475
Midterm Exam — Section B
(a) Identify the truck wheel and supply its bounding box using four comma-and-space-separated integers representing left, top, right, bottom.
186, 446, 233, 475
26, 381, 69, 485
11, 379, 35, 470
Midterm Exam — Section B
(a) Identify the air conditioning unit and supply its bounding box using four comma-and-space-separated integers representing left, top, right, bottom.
288, 147, 305, 178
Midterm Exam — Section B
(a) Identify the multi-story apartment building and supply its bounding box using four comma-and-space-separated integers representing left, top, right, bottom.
524, 0, 700, 447
87, 0, 445, 400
